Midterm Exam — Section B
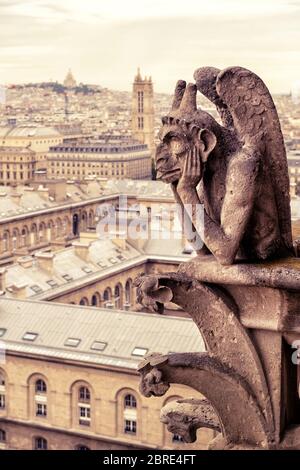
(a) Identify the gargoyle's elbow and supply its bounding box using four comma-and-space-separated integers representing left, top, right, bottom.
214, 251, 236, 266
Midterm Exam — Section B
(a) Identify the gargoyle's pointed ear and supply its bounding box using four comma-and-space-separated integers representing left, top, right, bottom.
198, 129, 217, 162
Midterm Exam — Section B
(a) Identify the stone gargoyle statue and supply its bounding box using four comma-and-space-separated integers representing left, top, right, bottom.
156, 66, 293, 265
135, 67, 300, 450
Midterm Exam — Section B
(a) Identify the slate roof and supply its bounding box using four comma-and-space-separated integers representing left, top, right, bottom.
0, 298, 204, 370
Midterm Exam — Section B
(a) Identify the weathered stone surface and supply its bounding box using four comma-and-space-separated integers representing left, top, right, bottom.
160, 398, 221, 443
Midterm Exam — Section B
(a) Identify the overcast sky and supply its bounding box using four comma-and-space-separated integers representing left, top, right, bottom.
0, 0, 300, 93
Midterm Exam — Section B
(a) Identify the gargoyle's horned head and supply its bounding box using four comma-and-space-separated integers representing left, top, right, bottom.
155, 81, 219, 184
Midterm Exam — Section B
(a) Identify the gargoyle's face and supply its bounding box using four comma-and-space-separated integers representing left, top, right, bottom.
155, 129, 192, 183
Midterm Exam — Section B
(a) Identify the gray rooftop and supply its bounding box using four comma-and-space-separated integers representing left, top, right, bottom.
0, 125, 61, 138
0, 298, 204, 370
0, 179, 175, 222
3, 235, 194, 301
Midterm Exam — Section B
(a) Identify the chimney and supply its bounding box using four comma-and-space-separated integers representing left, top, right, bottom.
37, 185, 49, 200
11, 189, 22, 204
10, 282, 27, 300
17, 256, 33, 269
79, 232, 98, 244
35, 252, 55, 273
0, 268, 6, 292
72, 241, 90, 262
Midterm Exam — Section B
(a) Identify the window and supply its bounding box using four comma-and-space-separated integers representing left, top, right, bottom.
35, 379, 47, 394
91, 292, 100, 306
114, 285, 121, 309
124, 394, 137, 409
34, 437, 48, 450
64, 338, 81, 347
0, 371, 5, 410
0, 394, 5, 409
75, 445, 90, 450
23, 332, 38, 341
0, 430, 6, 442
46, 279, 58, 288
77, 385, 91, 426
82, 266, 92, 274
79, 406, 91, 426
79, 387, 90, 402
36, 403, 47, 417
90, 341, 107, 352
30, 285, 43, 294
131, 347, 148, 357
124, 419, 136, 434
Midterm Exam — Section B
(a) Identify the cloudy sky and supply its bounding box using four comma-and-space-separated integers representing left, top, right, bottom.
0, 0, 300, 93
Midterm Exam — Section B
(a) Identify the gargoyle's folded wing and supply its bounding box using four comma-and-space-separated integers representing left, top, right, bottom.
193, 66, 234, 128
216, 66, 293, 252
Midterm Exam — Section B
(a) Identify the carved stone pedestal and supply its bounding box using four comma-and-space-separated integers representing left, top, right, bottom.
137, 256, 300, 450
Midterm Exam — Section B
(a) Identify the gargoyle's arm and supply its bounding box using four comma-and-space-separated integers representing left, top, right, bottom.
171, 183, 204, 252
204, 148, 261, 265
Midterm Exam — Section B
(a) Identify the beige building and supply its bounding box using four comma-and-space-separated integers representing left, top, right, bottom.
0, 147, 36, 185
0, 126, 63, 184
0, 298, 212, 450
131, 69, 155, 158
47, 138, 152, 180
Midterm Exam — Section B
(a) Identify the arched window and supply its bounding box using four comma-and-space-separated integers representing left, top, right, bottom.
39, 223, 46, 242
75, 444, 90, 451
78, 386, 90, 403
103, 288, 112, 308
0, 371, 6, 410
73, 214, 79, 236
31, 224, 38, 245
48, 220, 55, 240
91, 294, 99, 307
34, 436, 48, 450
125, 279, 132, 309
33, 377, 48, 418
120, 391, 138, 436
2, 231, 9, 253
124, 394, 137, 409
114, 284, 122, 309
35, 379, 47, 394
79, 297, 88, 306
77, 385, 91, 427
81, 212, 87, 231
21, 227, 28, 247
12, 228, 19, 250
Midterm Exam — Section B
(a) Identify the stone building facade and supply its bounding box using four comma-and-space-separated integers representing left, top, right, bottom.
0, 147, 36, 185
0, 299, 213, 450
0, 126, 63, 180
47, 140, 152, 180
